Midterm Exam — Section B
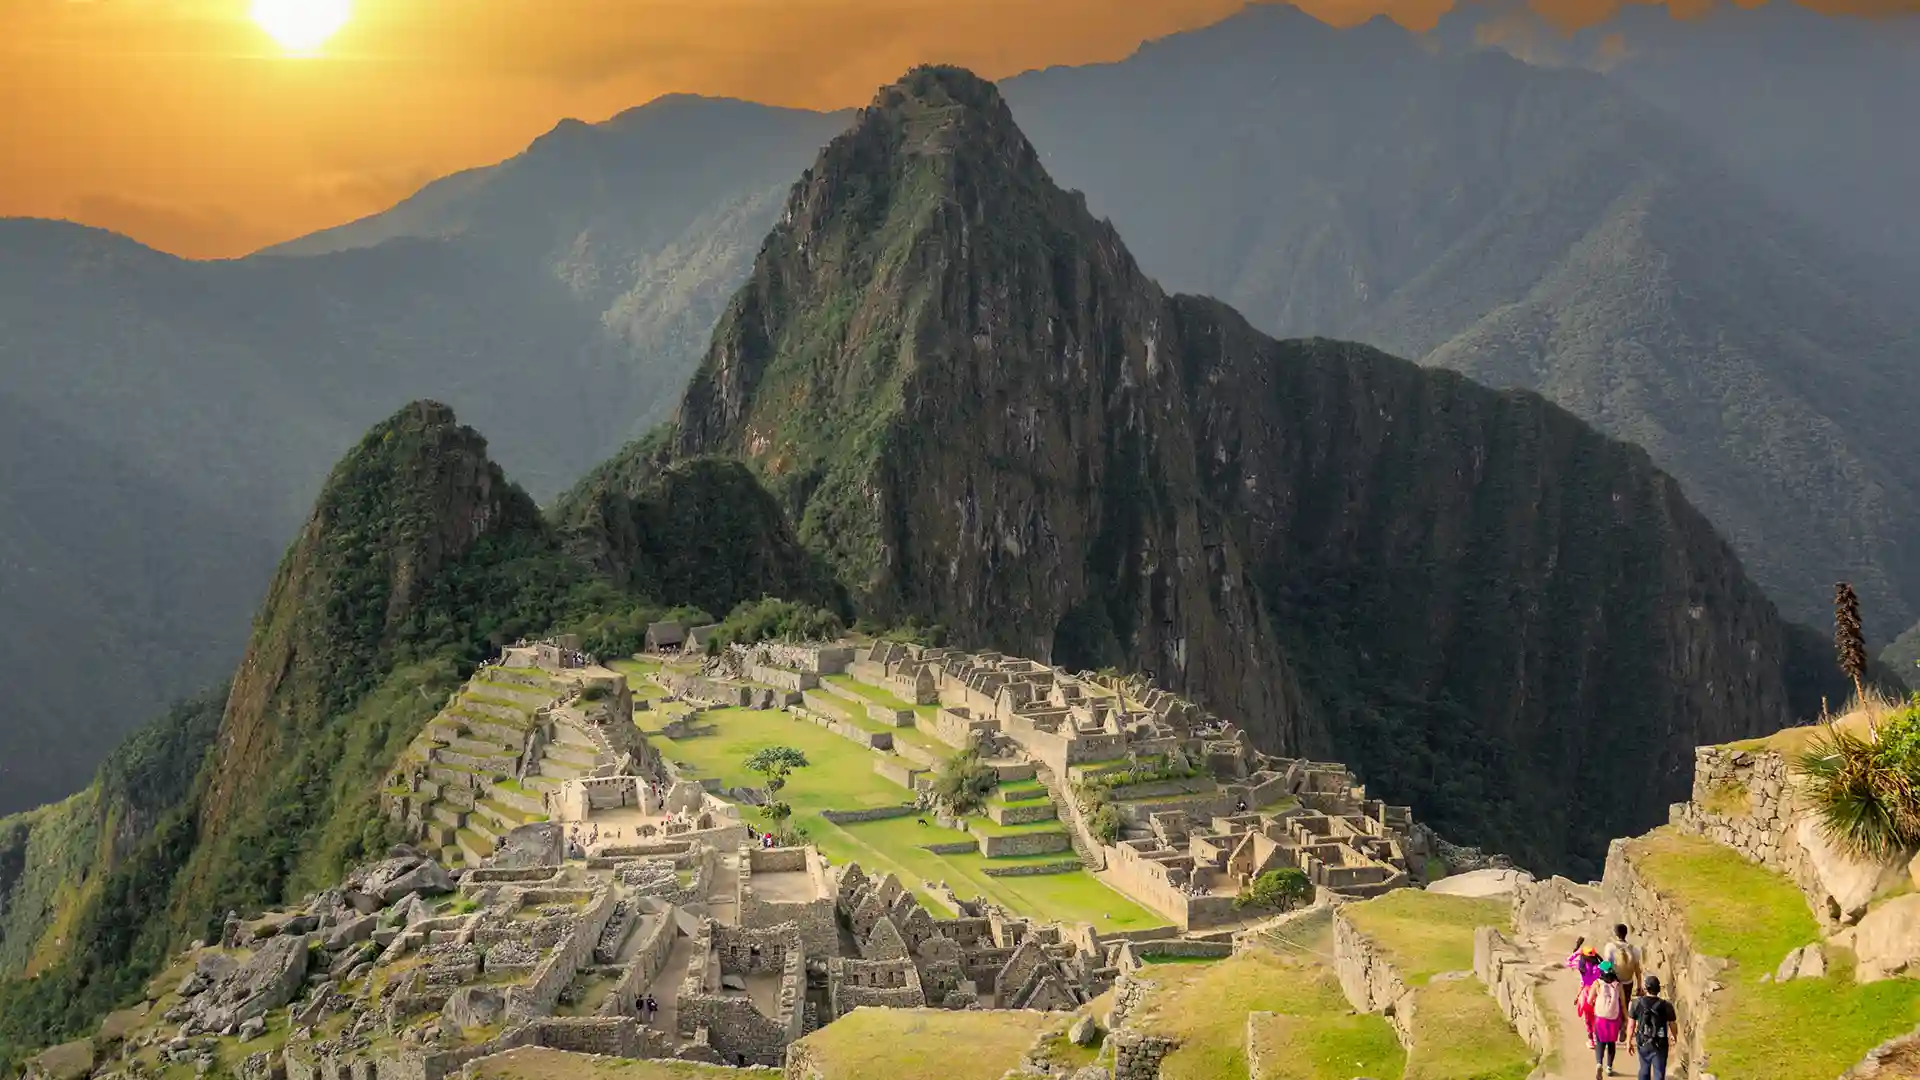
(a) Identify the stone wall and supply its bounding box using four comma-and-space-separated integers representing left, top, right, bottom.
1332, 910, 1415, 1048
1472, 926, 1552, 1056
742, 851, 838, 957
506, 887, 617, 1020
1672, 745, 1907, 929
872, 758, 926, 789
973, 829, 1070, 857
819, 805, 918, 825
1602, 838, 1724, 1079
982, 860, 1083, 877
1109, 1032, 1178, 1080
790, 705, 892, 751
747, 664, 819, 693
986, 800, 1058, 826
601, 910, 676, 1018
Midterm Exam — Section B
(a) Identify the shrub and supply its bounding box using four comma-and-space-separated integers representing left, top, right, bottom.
1796, 700, 1920, 858
931, 750, 998, 817
1236, 867, 1314, 911
1088, 801, 1124, 844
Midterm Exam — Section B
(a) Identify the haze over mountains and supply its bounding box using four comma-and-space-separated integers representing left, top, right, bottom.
2, 0, 1916, 815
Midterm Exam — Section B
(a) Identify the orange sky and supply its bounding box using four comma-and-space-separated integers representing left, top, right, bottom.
1, 0, 1908, 259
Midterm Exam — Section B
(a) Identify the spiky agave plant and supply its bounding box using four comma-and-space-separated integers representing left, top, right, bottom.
1796, 706, 1920, 858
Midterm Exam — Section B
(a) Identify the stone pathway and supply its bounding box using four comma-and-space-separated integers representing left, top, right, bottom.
639, 932, 700, 1047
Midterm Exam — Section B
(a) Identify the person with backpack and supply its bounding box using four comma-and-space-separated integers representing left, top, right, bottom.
1567, 937, 1605, 1047
1579, 963, 1626, 1077
1602, 924, 1643, 998
1628, 975, 1677, 1080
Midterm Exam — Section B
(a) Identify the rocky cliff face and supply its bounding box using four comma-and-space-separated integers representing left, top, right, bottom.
176, 401, 572, 926
631, 66, 1844, 874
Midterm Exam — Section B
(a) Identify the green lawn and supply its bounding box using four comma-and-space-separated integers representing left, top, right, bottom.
1403, 977, 1534, 1080
1342, 891, 1531, 1080
652, 706, 1161, 932
790, 1008, 1054, 1080
1342, 890, 1511, 983
825, 673, 916, 711
1135, 932, 1403, 1080
1630, 829, 1920, 1080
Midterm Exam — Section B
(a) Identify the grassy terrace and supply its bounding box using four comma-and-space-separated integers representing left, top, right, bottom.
824, 673, 916, 711
1628, 828, 1920, 1080
647, 704, 1162, 932
790, 1008, 1055, 1080
1129, 921, 1403, 1080
994, 779, 1051, 805
1341, 891, 1531, 1080
469, 1047, 746, 1080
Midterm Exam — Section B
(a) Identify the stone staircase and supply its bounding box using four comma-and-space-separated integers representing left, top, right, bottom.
383, 665, 593, 868
1034, 765, 1105, 871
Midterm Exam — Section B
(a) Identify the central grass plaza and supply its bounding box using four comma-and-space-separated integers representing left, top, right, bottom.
633, 696, 1164, 933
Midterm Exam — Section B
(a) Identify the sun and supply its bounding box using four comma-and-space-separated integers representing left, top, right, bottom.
251, 0, 351, 54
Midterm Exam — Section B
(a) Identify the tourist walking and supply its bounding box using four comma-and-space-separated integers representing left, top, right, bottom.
1627, 975, 1676, 1080
1567, 938, 1603, 1046
1580, 964, 1626, 1077
1603, 924, 1643, 998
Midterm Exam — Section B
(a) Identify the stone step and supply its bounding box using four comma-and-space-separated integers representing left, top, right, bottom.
455, 829, 490, 867
474, 798, 543, 833
543, 740, 599, 768
486, 782, 547, 817
538, 758, 589, 781
467, 814, 502, 847
430, 803, 467, 829
426, 821, 457, 846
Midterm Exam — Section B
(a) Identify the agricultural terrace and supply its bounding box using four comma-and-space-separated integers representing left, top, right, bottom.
1628, 829, 1920, 1080
1128, 916, 1404, 1080
641, 702, 1163, 932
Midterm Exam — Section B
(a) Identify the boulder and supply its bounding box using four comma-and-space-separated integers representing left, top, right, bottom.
236, 1016, 266, 1043
1775, 945, 1828, 981
720, 974, 748, 991
483, 823, 565, 869
1850, 894, 1920, 981
1068, 1015, 1101, 1047
1426, 867, 1535, 899
324, 915, 378, 951
1795, 817, 1912, 924
186, 934, 311, 1032
443, 987, 507, 1030
373, 862, 454, 905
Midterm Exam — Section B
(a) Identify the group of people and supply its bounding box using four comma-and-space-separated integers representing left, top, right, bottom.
1567, 925, 1677, 1080
637, 993, 660, 1024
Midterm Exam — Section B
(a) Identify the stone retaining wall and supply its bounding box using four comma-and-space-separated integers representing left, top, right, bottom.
747, 664, 819, 693
1602, 838, 1723, 1078
1472, 926, 1552, 1055
820, 805, 918, 825
872, 758, 926, 789
1671, 745, 1896, 929
1332, 910, 1415, 1048
921, 841, 979, 855
600, 911, 676, 1017
507, 887, 618, 1020
987, 800, 1058, 826
790, 706, 892, 751
974, 829, 1070, 857
981, 860, 1083, 877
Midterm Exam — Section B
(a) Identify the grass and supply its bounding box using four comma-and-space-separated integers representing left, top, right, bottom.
1628, 828, 1920, 1080
824, 673, 916, 711
1403, 977, 1533, 1080
468, 1046, 754, 1080
1132, 929, 1401, 1080
1341, 890, 1511, 984
994, 779, 1050, 803
791, 1007, 1053, 1080
654, 706, 1163, 932
1029, 1031, 1102, 1073
1699, 779, 1749, 817
1248, 1012, 1407, 1080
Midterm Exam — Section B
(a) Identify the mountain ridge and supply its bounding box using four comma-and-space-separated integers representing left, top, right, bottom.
572, 64, 1849, 874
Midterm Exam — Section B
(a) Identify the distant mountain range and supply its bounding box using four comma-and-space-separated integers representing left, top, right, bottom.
1, 0, 1915, 814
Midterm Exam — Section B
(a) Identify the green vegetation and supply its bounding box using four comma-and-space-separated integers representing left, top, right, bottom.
789, 1007, 1054, 1080
1342, 889, 1510, 984
1402, 978, 1533, 1080
1795, 697, 1920, 856
1248, 1011, 1406, 1080
468, 1045, 746, 1080
1136, 939, 1402, 1080
929, 750, 998, 816
709, 597, 844, 649
1629, 829, 1920, 1080
651, 705, 1158, 931
1236, 868, 1313, 911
